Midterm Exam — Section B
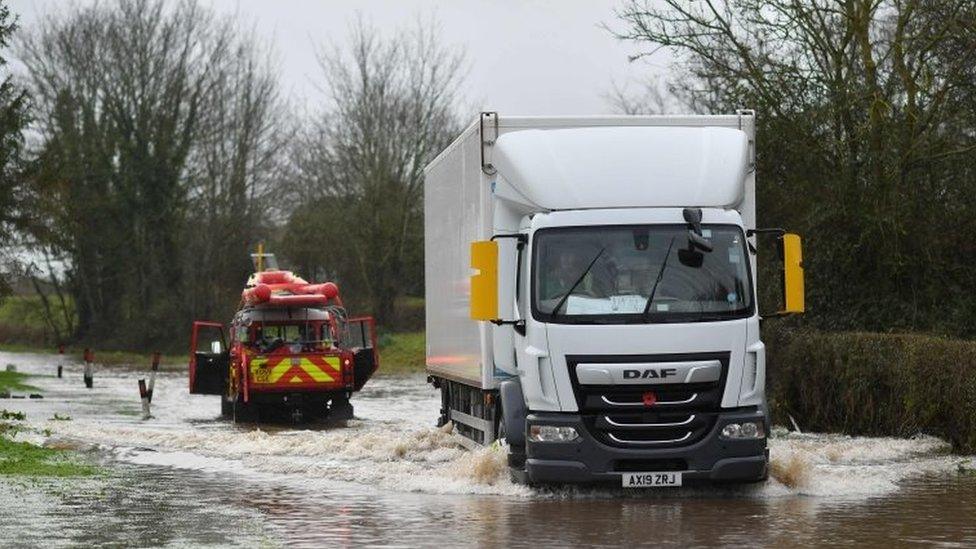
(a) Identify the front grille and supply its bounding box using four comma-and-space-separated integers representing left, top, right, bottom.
567, 352, 730, 449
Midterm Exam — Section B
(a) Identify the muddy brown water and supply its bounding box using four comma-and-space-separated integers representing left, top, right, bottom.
0, 351, 974, 548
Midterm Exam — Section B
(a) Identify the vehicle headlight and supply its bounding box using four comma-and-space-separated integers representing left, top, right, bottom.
528, 425, 580, 442
721, 421, 765, 440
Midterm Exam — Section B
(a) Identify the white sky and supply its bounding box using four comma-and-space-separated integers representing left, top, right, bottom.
7, 0, 669, 115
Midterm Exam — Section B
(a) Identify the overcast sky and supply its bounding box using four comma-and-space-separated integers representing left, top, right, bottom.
7, 0, 668, 116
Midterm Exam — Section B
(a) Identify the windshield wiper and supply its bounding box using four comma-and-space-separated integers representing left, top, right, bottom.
550, 247, 605, 316
641, 236, 677, 320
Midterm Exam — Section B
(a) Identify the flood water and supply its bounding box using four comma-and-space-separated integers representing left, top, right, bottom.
1, 350, 974, 548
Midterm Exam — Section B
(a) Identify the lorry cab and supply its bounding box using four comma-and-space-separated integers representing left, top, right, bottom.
495, 207, 773, 483
425, 112, 804, 485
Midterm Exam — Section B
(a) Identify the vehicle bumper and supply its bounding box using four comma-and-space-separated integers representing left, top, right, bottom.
246, 389, 345, 405
525, 408, 768, 484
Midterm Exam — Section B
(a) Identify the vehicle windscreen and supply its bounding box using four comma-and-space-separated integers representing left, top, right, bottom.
533, 224, 753, 323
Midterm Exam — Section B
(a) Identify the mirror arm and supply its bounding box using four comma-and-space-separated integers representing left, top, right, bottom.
746, 228, 785, 238
759, 310, 795, 321
491, 233, 527, 246
491, 318, 526, 336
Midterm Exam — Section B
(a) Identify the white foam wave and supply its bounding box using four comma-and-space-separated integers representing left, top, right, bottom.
9, 351, 972, 501
767, 431, 963, 497
39, 418, 532, 497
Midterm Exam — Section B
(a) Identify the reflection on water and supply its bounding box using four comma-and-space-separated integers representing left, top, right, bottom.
0, 465, 272, 547
1, 351, 975, 548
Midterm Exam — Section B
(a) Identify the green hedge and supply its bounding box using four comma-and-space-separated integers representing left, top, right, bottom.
766, 326, 976, 453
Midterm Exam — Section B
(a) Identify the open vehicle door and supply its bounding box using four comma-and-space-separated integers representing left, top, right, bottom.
189, 321, 229, 395
346, 317, 379, 390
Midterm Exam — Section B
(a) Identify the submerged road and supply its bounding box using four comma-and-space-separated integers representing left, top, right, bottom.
1, 351, 974, 547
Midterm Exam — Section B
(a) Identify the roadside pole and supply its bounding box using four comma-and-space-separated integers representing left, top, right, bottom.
147, 352, 159, 403
57, 344, 64, 378
83, 348, 94, 389
138, 379, 151, 419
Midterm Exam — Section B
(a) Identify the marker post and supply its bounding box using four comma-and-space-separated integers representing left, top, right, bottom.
83, 348, 94, 389
147, 352, 159, 403
138, 379, 151, 419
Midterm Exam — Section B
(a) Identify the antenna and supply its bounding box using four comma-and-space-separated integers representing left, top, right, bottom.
250, 244, 279, 273
257, 242, 264, 272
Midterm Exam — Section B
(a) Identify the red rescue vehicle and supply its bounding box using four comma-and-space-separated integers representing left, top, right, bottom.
189, 251, 379, 422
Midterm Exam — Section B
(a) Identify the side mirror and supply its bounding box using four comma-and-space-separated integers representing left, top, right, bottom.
470, 238, 520, 328
683, 207, 712, 252
677, 248, 704, 268
687, 231, 713, 253
778, 233, 805, 314
470, 240, 499, 320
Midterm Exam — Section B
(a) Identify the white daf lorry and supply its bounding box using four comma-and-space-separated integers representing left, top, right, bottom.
424, 111, 804, 486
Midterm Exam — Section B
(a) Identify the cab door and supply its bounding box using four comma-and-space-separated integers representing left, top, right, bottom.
346, 316, 379, 390
189, 321, 229, 395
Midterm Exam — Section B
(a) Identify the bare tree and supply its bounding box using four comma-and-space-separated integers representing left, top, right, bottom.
181, 30, 289, 322
611, 0, 976, 335
0, 1, 30, 298
284, 20, 465, 325
605, 76, 676, 115
21, 0, 286, 348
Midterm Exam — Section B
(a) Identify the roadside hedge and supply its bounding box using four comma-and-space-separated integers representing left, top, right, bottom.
765, 326, 976, 453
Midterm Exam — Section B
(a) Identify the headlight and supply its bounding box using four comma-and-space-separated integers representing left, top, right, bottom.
721, 421, 765, 440
528, 425, 580, 442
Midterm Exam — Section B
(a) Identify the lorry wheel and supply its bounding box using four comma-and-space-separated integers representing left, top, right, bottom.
499, 381, 527, 449
498, 379, 528, 483
496, 400, 528, 484
509, 464, 530, 485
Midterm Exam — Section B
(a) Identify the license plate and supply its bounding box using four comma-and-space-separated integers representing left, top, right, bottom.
622, 472, 682, 488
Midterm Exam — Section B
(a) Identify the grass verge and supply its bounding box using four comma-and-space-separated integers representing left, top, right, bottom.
0, 371, 39, 393
0, 344, 186, 370
78, 349, 186, 368
0, 330, 422, 374
0, 436, 97, 477
0, 294, 74, 346
0, 413, 97, 477
377, 331, 425, 375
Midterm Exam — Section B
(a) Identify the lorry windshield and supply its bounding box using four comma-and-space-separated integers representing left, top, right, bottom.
533, 225, 753, 323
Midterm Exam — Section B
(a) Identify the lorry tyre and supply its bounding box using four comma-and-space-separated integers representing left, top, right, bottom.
499, 417, 529, 485
499, 380, 528, 483
509, 464, 530, 485
499, 380, 527, 448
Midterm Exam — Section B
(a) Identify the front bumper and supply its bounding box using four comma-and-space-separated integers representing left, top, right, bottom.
525, 408, 768, 484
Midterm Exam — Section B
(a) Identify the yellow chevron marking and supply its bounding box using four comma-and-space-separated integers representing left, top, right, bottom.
249, 357, 290, 384
249, 356, 339, 384
300, 360, 333, 382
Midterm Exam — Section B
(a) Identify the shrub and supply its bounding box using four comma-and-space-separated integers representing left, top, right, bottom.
766, 326, 976, 453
